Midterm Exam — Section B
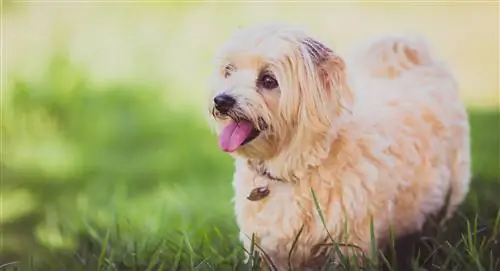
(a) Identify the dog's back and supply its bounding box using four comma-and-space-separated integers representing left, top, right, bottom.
350, 36, 471, 230
350, 35, 436, 79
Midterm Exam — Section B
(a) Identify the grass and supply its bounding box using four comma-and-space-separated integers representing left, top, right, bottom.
1, 81, 498, 270
1, 3, 499, 271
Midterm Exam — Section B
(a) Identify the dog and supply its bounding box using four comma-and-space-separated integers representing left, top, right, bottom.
206, 23, 470, 269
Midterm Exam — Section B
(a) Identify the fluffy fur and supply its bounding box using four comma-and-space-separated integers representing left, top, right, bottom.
206, 23, 470, 269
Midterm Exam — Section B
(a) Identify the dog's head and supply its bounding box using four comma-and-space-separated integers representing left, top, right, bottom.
207, 23, 353, 159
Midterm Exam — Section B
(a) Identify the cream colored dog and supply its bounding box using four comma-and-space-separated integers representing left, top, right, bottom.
206, 23, 470, 269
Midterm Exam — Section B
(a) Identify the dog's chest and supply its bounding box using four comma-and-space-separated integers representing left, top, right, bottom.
233, 177, 305, 257
233, 170, 303, 235
231, 162, 323, 265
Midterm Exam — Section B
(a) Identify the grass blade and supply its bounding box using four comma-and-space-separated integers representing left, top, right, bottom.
97, 230, 111, 271
288, 224, 305, 271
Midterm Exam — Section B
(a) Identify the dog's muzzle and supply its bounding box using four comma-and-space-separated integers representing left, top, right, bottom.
211, 93, 268, 152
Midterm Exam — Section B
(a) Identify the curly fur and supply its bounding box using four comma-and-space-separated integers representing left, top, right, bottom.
206, 23, 471, 269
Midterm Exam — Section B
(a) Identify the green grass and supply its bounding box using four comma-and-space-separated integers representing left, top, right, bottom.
2, 111, 498, 271
1, 55, 499, 270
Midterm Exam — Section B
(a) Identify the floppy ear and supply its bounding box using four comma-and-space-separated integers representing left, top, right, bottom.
290, 37, 354, 135
302, 38, 354, 115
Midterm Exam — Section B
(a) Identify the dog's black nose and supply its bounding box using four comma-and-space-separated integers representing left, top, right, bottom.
213, 94, 236, 113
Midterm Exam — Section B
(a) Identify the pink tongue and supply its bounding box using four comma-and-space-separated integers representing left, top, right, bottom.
218, 120, 254, 152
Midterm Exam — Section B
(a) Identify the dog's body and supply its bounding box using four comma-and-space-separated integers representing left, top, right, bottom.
207, 24, 470, 269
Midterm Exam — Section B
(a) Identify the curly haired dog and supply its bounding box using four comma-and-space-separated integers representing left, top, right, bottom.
206, 23, 470, 269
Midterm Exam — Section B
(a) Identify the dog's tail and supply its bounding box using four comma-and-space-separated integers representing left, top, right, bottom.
352, 36, 437, 79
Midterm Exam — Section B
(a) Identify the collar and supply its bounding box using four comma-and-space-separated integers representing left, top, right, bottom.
246, 159, 286, 183
246, 159, 285, 202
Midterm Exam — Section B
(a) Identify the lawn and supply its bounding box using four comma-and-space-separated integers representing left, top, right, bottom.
1, 3, 499, 271
2, 79, 499, 270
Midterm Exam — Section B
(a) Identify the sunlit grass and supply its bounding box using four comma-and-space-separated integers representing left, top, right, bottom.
2, 58, 498, 270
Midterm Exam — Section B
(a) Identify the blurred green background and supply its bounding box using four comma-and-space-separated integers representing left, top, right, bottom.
1, 1, 498, 269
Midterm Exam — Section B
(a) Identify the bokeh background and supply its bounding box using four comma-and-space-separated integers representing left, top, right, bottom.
1, 1, 499, 269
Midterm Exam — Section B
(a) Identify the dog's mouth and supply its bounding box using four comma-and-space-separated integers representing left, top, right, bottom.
218, 119, 261, 153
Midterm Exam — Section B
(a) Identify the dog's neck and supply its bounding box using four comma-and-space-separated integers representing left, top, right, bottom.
247, 159, 287, 182
245, 129, 340, 183
239, 111, 352, 184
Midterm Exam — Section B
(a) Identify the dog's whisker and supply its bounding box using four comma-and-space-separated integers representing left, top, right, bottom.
210, 107, 217, 119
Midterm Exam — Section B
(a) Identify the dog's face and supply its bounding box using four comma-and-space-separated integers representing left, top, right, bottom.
207, 23, 353, 159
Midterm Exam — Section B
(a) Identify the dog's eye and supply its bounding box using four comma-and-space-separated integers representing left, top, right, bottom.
259, 74, 279, 90
224, 64, 235, 78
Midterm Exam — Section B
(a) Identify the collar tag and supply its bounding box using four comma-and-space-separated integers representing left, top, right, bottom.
247, 186, 270, 201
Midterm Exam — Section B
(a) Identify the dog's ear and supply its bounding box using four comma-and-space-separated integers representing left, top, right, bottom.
301, 38, 354, 116
287, 37, 353, 135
